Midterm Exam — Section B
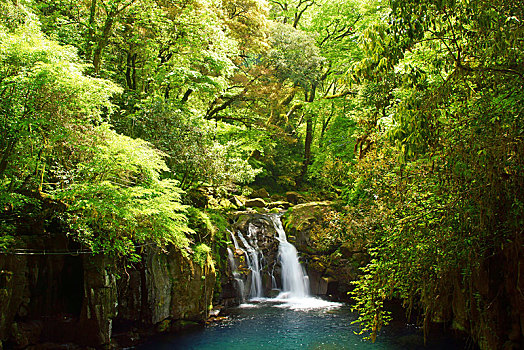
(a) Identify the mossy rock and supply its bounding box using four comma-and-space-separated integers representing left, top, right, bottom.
245, 198, 267, 208
283, 201, 332, 232
187, 188, 210, 208
171, 320, 200, 332
285, 191, 305, 204
251, 188, 270, 199
268, 201, 292, 209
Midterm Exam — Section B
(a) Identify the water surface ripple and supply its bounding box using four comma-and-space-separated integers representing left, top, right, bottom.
138, 299, 468, 350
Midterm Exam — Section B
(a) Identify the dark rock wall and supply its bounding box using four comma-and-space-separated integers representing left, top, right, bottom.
0, 238, 215, 348
0, 236, 86, 347
444, 243, 523, 350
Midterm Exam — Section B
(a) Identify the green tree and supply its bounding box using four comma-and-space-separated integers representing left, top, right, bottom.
347, 1, 524, 348
0, 10, 191, 256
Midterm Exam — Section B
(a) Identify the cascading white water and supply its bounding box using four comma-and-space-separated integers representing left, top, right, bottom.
230, 230, 241, 251
270, 265, 278, 290
269, 215, 310, 298
227, 247, 246, 301
228, 215, 340, 310
238, 231, 264, 299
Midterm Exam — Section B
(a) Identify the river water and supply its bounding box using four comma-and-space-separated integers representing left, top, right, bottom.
138, 298, 469, 350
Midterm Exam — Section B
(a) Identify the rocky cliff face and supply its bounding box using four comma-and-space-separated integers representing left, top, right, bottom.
440, 244, 523, 350
222, 213, 280, 302
282, 201, 368, 299
0, 235, 215, 348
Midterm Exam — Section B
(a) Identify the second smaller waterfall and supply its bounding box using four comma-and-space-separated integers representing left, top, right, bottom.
237, 231, 264, 299
227, 247, 245, 302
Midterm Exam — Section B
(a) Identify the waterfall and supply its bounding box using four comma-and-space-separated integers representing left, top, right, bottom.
227, 247, 245, 301
230, 230, 241, 251
227, 214, 340, 310
237, 231, 264, 299
270, 264, 278, 290
227, 214, 312, 300
269, 215, 310, 298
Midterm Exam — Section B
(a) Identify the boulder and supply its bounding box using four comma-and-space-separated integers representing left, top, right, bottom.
268, 201, 292, 209
188, 188, 210, 208
245, 198, 267, 208
270, 194, 285, 202
285, 191, 305, 204
251, 188, 270, 199
219, 198, 234, 209
283, 201, 332, 252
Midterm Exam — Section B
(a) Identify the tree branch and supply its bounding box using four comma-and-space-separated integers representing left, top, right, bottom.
323, 90, 356, 99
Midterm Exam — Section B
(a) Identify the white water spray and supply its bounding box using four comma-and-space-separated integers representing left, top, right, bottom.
227, 247, 245, 301
238, 231, 264, 298
269, 215, 310, 298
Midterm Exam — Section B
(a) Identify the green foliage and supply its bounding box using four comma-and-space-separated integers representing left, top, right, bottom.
346, 0, 524, 344
307, 0, 363, 69
118, 97, 261, 189
309, 100, 357, 187
3, 2, 521, 347
308, 209, 347, 253
0, 17, 118, 236
268, 22, 324, 88
0, 0, 32, 30
0, 13, 191, 257
0, 234, 14, 252
192, 243, 212, 267
187, 207, 215, 241
206, 210, 231, 243
350, 257, 392, 342
54, 126, 192, 254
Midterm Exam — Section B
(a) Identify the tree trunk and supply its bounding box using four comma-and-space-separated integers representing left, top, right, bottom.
85, 0, 97, 58
125, 50, 137, 90
299, 83, 317, 185
301, 115, 314, 179
92, 14, 115, 75
0, 139, 17, 179
181, 88, 193, 103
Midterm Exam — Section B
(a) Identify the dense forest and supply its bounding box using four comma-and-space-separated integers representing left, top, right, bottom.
1, 0, 522, 349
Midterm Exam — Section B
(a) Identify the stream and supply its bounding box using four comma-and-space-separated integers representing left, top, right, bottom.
138, 299, 469, 349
